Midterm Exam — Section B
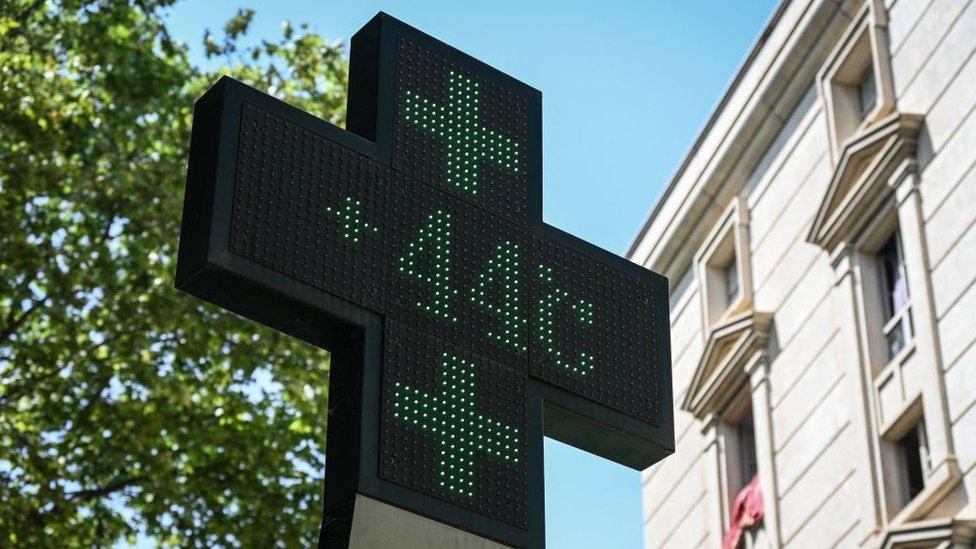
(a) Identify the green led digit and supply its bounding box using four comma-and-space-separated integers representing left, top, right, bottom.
325, 196, 379, 243
392, 353, 520, 498
403, 71, 520, 196
397, 210, 457, 321
536, 264, 596, 376
469, 240, 526, 352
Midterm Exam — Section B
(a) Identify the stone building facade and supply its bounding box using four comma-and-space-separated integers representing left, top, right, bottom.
629, 0, 976, 547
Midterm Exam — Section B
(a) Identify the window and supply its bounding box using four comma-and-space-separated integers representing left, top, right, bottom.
877, 231, 912, 360
857, 67, 877, 119
817, 2, 895, 160
894, 418, 931, 507
695, 198, 752, 330
895, 421, 929, 507
735, 408, 758, 487
724, 398, 759, 500
724, 254, 740, 305
881, 413, 931, 518
722, 402, 765, 549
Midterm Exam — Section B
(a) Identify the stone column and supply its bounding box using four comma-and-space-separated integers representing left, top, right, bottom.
829, 242, 885, 540
747, 353, 781, 548
701, 415, 730, 545
889, 159, 960, 502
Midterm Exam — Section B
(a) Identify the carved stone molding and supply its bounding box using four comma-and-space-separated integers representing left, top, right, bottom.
682, 311, 773, 419
881, 517, 975, 549
807, 112, 923, 252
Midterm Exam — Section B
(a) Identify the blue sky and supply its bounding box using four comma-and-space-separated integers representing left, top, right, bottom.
163, 1, 778, 547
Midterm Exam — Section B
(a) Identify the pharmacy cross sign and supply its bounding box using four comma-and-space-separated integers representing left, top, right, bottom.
392, 353, 522, 497
175, 12, 673, 549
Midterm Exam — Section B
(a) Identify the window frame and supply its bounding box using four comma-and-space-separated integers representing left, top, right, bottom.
876, 231, 914, 362
854, 210, 916, 377
879, 400, 932, 518
817, 0, 896, 163
695, 197, 753, 334
720, 392, 758, 515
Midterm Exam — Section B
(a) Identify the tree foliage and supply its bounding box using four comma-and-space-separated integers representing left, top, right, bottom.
0, 1, 347, 546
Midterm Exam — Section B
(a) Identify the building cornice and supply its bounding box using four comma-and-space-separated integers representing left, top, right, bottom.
625, 0, 795, 259
627, 0, 863, 279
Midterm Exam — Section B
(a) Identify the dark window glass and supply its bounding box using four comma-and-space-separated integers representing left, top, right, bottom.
885, 318, 907, 359
878, 233, 908, 320
724, 257, 739, 305
738, 409, 757, 483
898, 425, 926, 502
858, 67, 877, 119
878, 232, 911, 359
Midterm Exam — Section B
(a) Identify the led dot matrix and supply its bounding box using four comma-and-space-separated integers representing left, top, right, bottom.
391, 352, 520, 498
397, 210, 457, 321
189, 14, 671, 545
325, 196, 380, 242
470, 240, 526, 353
403, 71, 520, 196
536, 264, 596, 375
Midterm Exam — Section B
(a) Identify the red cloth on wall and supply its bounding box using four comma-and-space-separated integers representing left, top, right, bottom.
721, 474, 764, 549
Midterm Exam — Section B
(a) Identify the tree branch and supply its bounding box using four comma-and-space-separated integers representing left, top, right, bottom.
65, 476, 143, 501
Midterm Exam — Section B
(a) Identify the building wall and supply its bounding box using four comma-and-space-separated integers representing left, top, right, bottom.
913, 0, 976, 519
636, 0, 976, 547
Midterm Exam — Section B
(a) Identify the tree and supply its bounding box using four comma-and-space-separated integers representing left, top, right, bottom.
0, 1, 347, 546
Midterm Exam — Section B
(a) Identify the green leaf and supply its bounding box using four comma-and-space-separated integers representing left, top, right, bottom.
0, 1, 348, 546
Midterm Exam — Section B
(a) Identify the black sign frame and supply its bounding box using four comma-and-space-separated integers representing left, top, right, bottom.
176, 12, 673, 548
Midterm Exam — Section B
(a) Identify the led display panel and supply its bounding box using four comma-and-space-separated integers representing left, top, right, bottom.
176, 12, 673, 549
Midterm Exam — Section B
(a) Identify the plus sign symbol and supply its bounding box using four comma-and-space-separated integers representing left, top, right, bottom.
176, 12, 673, 548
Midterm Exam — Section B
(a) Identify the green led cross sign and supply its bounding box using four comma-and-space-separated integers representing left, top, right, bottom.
403, 72, 520, 195
392, 353, 520, 498
176, 12, 673, 549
